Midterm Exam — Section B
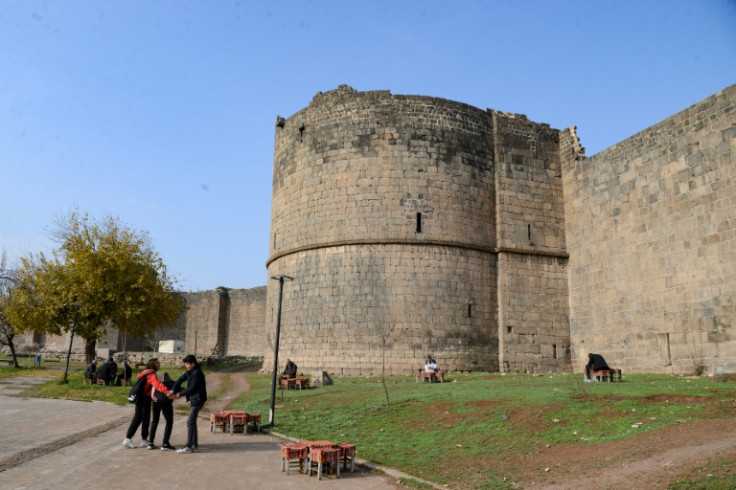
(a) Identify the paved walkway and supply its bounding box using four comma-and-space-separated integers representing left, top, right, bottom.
0, 377, 406, 490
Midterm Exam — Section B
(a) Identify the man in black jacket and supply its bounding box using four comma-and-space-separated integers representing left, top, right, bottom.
584, 353, 611, 382
281, 359, 297, 379
172, 354, 207, 454
96, 358, 117, 385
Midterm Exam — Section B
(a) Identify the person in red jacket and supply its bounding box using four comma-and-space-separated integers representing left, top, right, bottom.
122, 358, 171, 449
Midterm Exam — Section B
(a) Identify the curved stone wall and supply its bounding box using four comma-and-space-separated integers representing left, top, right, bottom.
267, 86, 498, 374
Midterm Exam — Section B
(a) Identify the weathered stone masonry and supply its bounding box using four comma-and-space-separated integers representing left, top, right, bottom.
20, 84, 735, 377
265, 85, 571, 375
562, 84, 736, 375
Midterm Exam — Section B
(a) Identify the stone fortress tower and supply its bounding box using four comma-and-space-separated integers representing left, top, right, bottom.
266, 85, 572, 375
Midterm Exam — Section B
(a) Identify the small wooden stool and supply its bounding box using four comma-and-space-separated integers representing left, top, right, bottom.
210, 413, 227, 432
338, 443, 356, 472
246, 413, 261, 433
308, 447, 341, 480
227, 412, 248, 434
280, 443, 307, 475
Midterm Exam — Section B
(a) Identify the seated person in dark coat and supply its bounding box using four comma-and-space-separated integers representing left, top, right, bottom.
116, 361, 133, 386
84, 360, 97, 382
97, 358, 117, 385
281, 359, 298, 379
95, 360, 108, 384
584, 353, 611, 382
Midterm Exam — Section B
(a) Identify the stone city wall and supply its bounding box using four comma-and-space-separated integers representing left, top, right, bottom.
563, 84, 736, 375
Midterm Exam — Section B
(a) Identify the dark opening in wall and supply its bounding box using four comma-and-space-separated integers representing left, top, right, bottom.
507, 325, 512, 334
553, 344, 558, 359
467, 303, 472, 318
298, 125, 305, 142
416, 213, 422, 233
528, 224, 532, 242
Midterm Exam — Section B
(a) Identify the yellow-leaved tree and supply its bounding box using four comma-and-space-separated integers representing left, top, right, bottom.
6, 211, 186, 364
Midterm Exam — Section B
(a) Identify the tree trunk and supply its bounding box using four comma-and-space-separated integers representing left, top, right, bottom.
8, 334, 19, 368
381, 336, 390, 410
85, 338, 97, 364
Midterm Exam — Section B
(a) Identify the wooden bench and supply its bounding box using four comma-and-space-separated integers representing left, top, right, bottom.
416, 370, 444, 383
592, 368, 622, 382
281, 377, 310, 390
0, 359, 14, 366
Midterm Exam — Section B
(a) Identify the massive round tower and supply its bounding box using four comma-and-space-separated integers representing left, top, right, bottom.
266, 85, 500, 375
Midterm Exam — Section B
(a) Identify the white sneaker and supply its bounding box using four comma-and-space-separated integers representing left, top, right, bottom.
139, 439, 149, 448
122, 438, 135, 449
584, 378, 593, 383
176, 446, 193, 454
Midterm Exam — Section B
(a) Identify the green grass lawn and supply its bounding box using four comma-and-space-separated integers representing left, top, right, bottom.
229, 372, 735, 488
2, 364, 734, 489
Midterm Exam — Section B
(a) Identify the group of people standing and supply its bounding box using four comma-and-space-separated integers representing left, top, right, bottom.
121, 354, 208, 454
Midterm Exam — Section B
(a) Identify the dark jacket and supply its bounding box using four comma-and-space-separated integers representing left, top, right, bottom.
282, 361, 297, 378
96, 362, 110, 381
173, 366, 208, 406
84, 362, 97, 379
154, 376, 175, 404
586, 353, 610, 371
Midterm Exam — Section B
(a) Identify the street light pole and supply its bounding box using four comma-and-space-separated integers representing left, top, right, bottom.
267, 274, 293, 427
63, 303, 82, 383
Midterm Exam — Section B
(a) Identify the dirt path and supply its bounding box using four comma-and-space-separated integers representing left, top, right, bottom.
201, 363, 257, 416
504, 417, 736, 489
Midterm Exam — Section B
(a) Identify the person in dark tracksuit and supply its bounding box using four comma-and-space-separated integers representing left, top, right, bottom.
173, 354, 207, 454
584, 353, 611, 382
148, 372, 176, 450
122, 358, 170, 449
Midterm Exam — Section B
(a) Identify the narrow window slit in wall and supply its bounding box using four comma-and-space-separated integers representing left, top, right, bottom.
553, 344, 558, 359
528, 224, 532, 243
507, 325, 512, 334
416, 213, 422, 233
467, 303, 472, 318
298, 125, 305, 142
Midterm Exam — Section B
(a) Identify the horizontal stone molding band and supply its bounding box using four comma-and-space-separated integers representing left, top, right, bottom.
266, 239, 569, 267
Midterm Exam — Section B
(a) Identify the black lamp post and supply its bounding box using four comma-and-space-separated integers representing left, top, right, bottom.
62, 303, 82, 383
267, 274, 293, 427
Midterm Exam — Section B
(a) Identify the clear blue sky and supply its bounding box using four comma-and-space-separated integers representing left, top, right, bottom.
1, 1, 735, 292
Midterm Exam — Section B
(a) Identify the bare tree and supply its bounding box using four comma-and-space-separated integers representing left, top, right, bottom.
374, 325, 395, 411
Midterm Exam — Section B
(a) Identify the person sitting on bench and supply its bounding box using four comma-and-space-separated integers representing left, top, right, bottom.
281, 359, 297, 380
584, 353, 611, 382
424, 354, 439, 382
